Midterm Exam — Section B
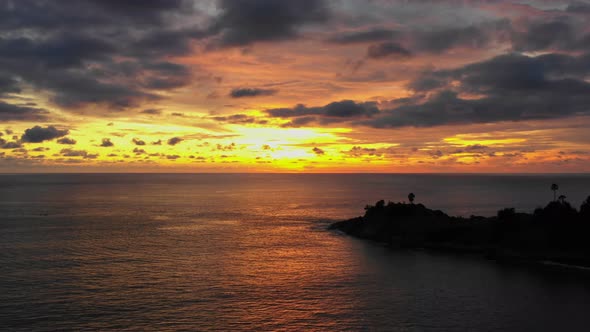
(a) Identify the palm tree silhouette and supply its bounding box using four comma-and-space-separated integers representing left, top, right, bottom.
551, 183, 559, 201
408, 192, 415, 204
558, 195, 567, 204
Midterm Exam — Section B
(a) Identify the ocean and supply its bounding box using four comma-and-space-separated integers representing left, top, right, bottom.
1, 173, 590, 331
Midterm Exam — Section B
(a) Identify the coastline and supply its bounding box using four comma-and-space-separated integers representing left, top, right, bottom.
330, 199, 590, 271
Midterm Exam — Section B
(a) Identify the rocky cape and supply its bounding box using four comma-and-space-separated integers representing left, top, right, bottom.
330, 198, 590, 269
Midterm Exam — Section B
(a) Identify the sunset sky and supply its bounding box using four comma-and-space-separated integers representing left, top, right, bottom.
1, 0, 590, 172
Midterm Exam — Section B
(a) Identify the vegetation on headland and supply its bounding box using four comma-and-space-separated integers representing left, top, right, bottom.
330, 188, 590, 268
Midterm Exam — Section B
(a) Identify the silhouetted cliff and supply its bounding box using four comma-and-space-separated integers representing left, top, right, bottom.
330, 197, 590, 267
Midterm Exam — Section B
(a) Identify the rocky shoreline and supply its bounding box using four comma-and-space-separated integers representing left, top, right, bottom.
330, 197, 590, 270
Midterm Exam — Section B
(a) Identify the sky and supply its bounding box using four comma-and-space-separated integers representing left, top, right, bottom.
1, 0, 590, 173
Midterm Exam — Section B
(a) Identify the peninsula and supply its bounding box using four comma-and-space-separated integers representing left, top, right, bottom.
330, 193, 590, 268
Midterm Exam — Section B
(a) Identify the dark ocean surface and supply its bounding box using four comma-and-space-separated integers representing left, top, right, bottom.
2, 173, 590, 331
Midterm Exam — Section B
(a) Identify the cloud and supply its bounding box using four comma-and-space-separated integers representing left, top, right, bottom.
100, 138, 114, 147
268, 100, 378, 118
60, 148, 98, 159
326, 28, 398, 44
211, 113, 259, 124
511, 19, 590, 52
0, 75, 21, 96
280, 116, 317, 128
266, 100, 379, 126
216, 143, 236, 151
0, 1, 198, 112
511, 20, 574, 52
464, 144, 488, 151
346, 146, 382, 157
367, 42, 411, 59
0, 101, 49, 121
57, 137, 77, 145
267, 51, 590, 130
167, 137, 183, 146
407, 75, 447, 92
21, 125, 69, 143
364, 52, 590, 128
413, 24, 493, 54
566, 2, 590, 14
312, 147, 325, 155
132, 138, 146, 145
141, 61, 192, 90
207, 0, 329, 47
0, 139, 22, 149
230, 88, 277, 98
141, 108, 162, 115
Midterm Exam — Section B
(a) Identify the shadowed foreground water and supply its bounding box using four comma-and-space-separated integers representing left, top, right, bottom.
1, 174, 590, 331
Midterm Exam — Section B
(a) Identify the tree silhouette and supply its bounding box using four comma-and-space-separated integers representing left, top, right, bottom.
408, 192, 415, 204
558, 195, 567, 204
551, 183, 559, 201
580, 196, 590, 217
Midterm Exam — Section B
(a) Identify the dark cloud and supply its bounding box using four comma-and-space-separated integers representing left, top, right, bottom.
141, 108, 162, 115
100, 138, 114, 147
512, 20, 575, 52
167, 137, 183, 146
216, 143, 236, 151
141, 61, 192, 90
230, 88, 277, 98
407, 75, 446, 92
329, 20, 508, 55
312, 147, 325, 155
152, 139, 162, 145
132, 138, 146, 146
280, 116, 317, 128
347, 146, 381, 157
270, 51, 590, 130
60, 148, 98, 159
208, 0, 329, 47
267, 100, 379, 126
365, 53, 590, 128
57, 137, 77, 145
511, 19, 590, 52
414, 25, 491, 54
0, 0, 191, 30
0, 75, 21, 96
0, 1, 198, 112
0, 101, 49, 121
133, 148, 147, 155
45, 68, 161, 109
0, 139, 22, 149
464, 144, 488, 151
211, 114, 258, 124
326, 28, 398, 44
21, 125, 69, 143
566, 2, 590, 14
367, 42, 411, 59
